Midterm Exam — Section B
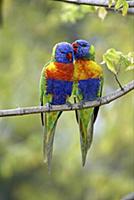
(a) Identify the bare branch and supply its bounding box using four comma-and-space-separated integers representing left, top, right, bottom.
53, 0, 134, 15
0, 80, 133, 118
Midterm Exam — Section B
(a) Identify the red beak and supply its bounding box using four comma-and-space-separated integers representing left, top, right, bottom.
66, 52, 72, 61
72, 42, 78, 54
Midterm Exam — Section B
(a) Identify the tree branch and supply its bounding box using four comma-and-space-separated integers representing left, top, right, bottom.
0, 80, 133, 118
54, 0, 134, 8
53, 0, 134, 15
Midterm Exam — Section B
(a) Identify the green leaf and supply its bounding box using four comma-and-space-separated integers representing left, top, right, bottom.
103, 48, 122, 74
122, 1, 129, 16
125, 52, 134, 71
103, 57, 117, 74
98, 7, 107, 20
102, 49, 134, 74
115, 0, 123, 10
114, 0, 129, 16
109, 0, 114, 8
127, 52, 134, 62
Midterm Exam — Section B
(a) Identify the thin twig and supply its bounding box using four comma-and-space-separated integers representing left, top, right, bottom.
114, 74, 124, 91
0, 80, 133, 118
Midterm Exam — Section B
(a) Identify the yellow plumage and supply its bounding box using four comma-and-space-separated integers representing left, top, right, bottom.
73, 60, 103, 81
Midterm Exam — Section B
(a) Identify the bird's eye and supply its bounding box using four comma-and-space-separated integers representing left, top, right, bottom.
81, 44, 87, 47
60, 50, 65, 54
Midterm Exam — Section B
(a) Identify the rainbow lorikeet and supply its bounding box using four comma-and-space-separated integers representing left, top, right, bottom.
72, 39, 103, 166
39, 42, 74, 170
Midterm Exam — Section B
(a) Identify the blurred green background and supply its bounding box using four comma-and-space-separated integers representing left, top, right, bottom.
0, 0, 134, 200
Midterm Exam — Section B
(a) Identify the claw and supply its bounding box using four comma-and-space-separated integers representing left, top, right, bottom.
78, 100, 86, 109
45, 103, 52, 112
96, 97, 102, 105
66, 101, 72, 109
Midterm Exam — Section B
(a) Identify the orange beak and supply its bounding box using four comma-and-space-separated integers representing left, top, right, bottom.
72, 42, 78, 54
66, 52, 72, 61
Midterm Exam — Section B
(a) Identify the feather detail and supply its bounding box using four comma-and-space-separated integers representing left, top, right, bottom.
39, 42, 74, 171
45, 62, 74, 81
77, 108, 94, 166
74, 60, 103, 81
43, 111, 62, 172
74, 60, 103, 166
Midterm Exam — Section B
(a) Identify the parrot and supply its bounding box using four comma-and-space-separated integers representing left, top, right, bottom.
39, 42, 74, 171
72, 39, 103, 166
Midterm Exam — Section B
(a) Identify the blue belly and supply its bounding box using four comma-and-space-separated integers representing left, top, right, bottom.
78, 78, 100, 101
46, 79, 73, 105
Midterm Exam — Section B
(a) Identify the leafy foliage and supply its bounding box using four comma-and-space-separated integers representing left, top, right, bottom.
57, 0, 131, 23
109, 0, 129, 16
60, 4, 110, 22
126, 52, 134, 71
103, 48, 134, 74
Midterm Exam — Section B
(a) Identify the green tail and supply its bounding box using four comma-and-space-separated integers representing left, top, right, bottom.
75, 103, 101, 166
43, 111, 62, 172
76, 108, 94, 166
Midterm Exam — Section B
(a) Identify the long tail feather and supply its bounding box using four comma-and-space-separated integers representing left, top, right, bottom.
87, 113, 94, 150
77, 111, 88, 166
46, 126, 56, 173
43, 111, 62, 172
77, 108, 95, 166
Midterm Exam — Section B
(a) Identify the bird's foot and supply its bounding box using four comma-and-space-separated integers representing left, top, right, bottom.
96, 97, 102, 105
45, 103, 52, 112
66, 101, 73, 109
78, 100, 86, 109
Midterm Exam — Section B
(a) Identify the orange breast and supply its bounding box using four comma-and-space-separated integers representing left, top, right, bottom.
74, 59, 103, 81
45, 62, 74, 81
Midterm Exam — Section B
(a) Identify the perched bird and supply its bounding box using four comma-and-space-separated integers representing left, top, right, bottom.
72, 39, 103, 166
39, 42, 74, 171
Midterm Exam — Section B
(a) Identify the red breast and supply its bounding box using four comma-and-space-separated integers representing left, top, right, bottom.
46, 62, 74, 81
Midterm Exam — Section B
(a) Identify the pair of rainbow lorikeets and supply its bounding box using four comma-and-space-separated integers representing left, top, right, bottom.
39, 39, 103, 170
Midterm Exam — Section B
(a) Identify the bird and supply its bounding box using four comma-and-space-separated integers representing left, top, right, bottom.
72, 39, 103, 166
39, 42, 74, 171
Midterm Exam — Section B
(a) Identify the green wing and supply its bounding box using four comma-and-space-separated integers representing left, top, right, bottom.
39, 62, 62, 172
92, 76, 103, 123
39, 62, 52, 126
86, 76, 103, 151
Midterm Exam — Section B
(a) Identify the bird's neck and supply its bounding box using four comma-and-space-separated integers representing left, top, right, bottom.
76, 57, 90, 61
54, 62, 73, 69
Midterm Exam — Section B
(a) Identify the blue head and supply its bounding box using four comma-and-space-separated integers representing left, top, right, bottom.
72, 39, 95, 60
52, 42, 74, 63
